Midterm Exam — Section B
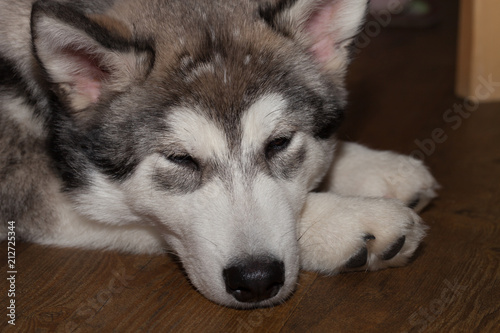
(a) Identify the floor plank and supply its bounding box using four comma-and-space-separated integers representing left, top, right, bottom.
2, 0, 499, 332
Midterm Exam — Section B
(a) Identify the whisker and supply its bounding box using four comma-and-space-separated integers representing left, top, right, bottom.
297, 218, 322, 242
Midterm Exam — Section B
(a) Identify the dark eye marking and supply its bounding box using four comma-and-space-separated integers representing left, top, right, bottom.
265, 136, 292, 159
167, 154, 199, 170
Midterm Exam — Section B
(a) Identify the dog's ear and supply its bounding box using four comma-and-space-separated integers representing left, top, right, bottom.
31, 1, 154, 112
259, 0, 367, 77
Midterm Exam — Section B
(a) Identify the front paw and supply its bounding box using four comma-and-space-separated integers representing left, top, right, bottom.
299, 193, 427, 273
383, 154, 440, 212
331, 143, 440, 212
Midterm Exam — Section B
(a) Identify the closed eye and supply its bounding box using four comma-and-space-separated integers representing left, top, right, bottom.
265, 135, 292, 159
167, 154, 199, 170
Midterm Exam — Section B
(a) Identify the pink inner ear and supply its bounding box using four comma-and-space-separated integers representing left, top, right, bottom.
73, 76, 102, 103
305, 2, 338, 64
62, 47, 109, 104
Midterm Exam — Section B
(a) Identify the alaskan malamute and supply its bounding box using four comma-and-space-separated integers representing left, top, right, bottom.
0, 0, 438, 308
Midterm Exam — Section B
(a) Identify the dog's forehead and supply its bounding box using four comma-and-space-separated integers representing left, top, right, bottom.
166, 94, 288, 158
151, 33, 305, 145
142, 1, 307, 110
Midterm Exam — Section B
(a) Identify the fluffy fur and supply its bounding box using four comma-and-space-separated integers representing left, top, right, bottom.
0, 0, 438, 308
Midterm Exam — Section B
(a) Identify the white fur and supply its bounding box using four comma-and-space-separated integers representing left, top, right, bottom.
117, 148, 303, 307
59, 96, 316, 307
27, 174, 164, 254
299, 193, 427, 273
240, 94, 288, 153
323, 142, 439, 211
73, 171, 144, 226
166, 108, 230, 160
0, 0, 440, 309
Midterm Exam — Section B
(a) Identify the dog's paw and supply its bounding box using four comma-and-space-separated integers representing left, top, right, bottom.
329, 142, 440, 212
341, 210, 426, 272
299, 193, 427, 273
381, 153, 440, 212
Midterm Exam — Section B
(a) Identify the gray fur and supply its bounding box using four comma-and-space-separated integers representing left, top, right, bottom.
0, 0, 376, 308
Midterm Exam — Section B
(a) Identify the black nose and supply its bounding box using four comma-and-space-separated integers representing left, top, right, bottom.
223, 257, 285, 303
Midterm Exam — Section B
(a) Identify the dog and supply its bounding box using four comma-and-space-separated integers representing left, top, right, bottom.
0, 0, 438, 308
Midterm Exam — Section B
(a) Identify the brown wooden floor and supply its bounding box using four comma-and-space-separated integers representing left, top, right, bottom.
2, 1, 499, 332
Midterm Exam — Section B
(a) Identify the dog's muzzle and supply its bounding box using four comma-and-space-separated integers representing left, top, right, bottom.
223, 256, 285, 303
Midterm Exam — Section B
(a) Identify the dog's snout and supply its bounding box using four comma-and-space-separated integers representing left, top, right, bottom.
223, 257, 285, 303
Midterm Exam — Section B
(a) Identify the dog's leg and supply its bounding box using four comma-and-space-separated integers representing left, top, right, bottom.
298, 192, 427, 273
321, 141, 439, 212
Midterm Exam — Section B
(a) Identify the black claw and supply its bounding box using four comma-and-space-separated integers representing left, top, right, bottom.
407, 197, 420, 209
345, 247, 368, 268
382, 235, 406, 260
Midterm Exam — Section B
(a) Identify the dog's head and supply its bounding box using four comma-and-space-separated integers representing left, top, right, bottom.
31, 0, 366, 307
